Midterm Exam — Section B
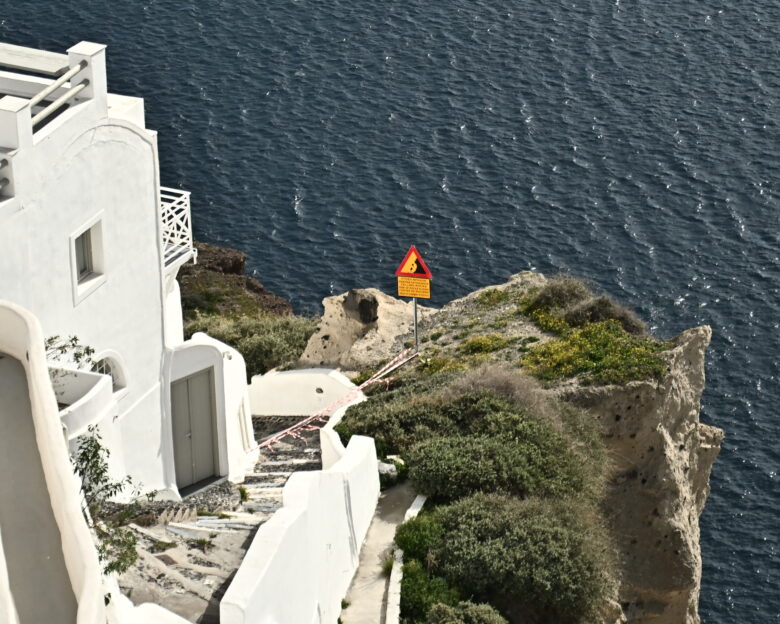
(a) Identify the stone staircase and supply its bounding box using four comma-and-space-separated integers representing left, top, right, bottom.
169, 418, 322, 534
118, 417, 323, 622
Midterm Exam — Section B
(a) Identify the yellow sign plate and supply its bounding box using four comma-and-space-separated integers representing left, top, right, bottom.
398, 276, 431, 299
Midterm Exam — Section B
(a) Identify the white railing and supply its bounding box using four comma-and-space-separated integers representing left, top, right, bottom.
30, 60, 89, 130
160, 186, 195, 268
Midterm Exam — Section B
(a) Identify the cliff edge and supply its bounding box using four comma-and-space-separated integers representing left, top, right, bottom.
306, 271, 723, 623
559, 326, 723, 623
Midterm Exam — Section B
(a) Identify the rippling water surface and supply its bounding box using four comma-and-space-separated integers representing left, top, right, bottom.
4, 1, 779, 620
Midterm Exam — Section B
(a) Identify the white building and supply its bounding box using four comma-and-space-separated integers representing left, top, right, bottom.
0, 40, 258, 501
0, 40, 381, 624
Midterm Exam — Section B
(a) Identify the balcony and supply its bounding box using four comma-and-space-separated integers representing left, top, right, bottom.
51, 367, 114, 439
160, 186, 196, 271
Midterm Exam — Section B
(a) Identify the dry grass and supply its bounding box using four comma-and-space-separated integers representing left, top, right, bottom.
564, 296, 646, 335
444, 364, 559, 426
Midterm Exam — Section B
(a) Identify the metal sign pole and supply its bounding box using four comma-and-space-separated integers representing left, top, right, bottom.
413, 297, 419, 352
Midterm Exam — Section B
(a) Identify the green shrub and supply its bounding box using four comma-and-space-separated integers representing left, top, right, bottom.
400, 560, 461, 622
335, 391, 513, 456
418, 356, 468, 376
427, 602, 508, 624
476, 289, 511, 308
520, 307, 571, 336
396, 513, 445, 562
72, 426, 140, 575
184, 312, 317, 378
392, 458, 410, 482
351, 369, 375, 385
432, 494, 613, 624
407, 425, 587, 502
557, 402, 609, 483
444, 365, 558, 425
522, 319, 667, 385
335, 395, 458, 457
458, 334, 515, 355
564, 296, 646, 335
382, 553, 395, 577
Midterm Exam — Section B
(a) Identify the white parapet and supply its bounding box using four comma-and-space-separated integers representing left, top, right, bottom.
249, 368, 360, 416
221, 434, 380, 624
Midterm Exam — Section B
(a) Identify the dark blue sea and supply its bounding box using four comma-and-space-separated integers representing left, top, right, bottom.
4, 1, 778, 620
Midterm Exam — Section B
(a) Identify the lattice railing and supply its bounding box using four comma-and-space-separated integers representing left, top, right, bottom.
160, 186, 194, 268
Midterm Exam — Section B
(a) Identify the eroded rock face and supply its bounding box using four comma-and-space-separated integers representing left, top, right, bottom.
299, 288, 434, 370
178, 241, 293, 317
559, 326, 724, 624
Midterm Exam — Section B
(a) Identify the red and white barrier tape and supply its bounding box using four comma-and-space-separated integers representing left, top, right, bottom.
252, 349, 419, 452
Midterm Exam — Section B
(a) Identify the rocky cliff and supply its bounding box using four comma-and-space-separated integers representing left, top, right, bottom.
559, 326, 723, 623
178, 241, 292, 319
303, 272, 723, 623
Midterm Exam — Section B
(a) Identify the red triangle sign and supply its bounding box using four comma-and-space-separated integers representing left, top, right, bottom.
395, 245, 433, 279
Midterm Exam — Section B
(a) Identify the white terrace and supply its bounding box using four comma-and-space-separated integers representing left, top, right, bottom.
0, 42, 194, 273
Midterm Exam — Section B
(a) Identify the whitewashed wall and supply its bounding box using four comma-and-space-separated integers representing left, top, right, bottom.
221, 435, 380, 624
0, 46, 174, 495
0, 301, 106, 624
166, 333, 258, 493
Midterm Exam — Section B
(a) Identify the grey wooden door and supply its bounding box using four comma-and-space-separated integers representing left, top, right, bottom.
172, 368, 217, 489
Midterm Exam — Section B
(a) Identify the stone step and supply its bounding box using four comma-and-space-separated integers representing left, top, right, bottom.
165, 523, 232, 539
246, 484, 285, 492
247, 471, 294, 477
261, 447, 320, 456
255, 462, 320, 473
243, 501, 282, 514
158, 506, 198, 525
260, 456, 318, 465
243, 475, 289, 486
245, 494, 283, 502
193, 517, 269, 530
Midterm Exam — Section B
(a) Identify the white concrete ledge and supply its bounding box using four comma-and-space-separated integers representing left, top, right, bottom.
221, 434, 380, 624
385, 494, 428, 624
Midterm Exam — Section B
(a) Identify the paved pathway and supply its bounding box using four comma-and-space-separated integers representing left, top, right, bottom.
121, 418, 322, 622
341, 482, 417, 624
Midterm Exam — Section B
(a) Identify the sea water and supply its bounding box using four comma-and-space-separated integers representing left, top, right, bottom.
4, 1, 778, 620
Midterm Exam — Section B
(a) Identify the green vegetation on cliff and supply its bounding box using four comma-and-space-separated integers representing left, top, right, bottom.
184, 313, 317, 378
178, 242, 316, 377
337, 365, 613, 623
336, 276, 670, 623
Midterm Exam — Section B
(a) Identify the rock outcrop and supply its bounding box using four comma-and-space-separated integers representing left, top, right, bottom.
299, 288, 434, 371
178, 241, 292, 318
559, 326, 723, 624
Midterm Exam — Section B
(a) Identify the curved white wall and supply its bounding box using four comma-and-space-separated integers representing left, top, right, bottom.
249, 368, 358, 416
0, 527, 19, 624
0, 300, 106, 624
164, 333, 258, 496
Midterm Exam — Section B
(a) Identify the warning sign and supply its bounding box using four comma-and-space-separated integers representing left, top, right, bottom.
395, 245, 433, 279
398, 276, 431, 299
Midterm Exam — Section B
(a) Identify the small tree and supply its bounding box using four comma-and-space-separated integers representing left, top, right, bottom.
45, 335, 95, 403
72, 426, 141, 576
45, 335, 95, 368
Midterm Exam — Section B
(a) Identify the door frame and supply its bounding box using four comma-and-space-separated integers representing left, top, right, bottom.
171, 366, 219, 490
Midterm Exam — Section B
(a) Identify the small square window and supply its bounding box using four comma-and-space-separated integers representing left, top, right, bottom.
70, 215, 105, 305
75, 229, 94, 282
